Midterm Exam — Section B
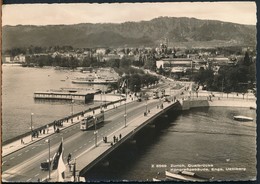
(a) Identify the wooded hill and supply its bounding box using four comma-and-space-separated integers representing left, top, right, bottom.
2, 17, 256, 50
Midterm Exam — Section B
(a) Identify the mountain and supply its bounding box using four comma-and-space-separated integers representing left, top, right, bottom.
2, 17, 256, 50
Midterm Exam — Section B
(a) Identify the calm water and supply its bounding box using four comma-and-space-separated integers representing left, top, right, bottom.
2, 65, 115, 141
85, 107, 256, 182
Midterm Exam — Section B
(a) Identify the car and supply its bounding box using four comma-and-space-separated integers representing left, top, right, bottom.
40, 159, 52, 170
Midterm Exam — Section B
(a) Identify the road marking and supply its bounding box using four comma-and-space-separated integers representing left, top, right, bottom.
26, 178, 32, 182
10, 157, 15, 160
35, 173, 39, 177
89, 141, 91, 143
74, 149, 77, 152
18, 153, 22, 156
84, 143, 87, 146
79, 146, 82, 149
32, 147, 35, 150
25, 150, 29, 152
2, 161, 6, 165
55, 136, 58, 138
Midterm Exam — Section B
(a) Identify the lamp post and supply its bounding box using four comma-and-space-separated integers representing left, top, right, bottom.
30, 113, 34, 141
71, 99, 74, 115
124, 100, 127, 127
73, 158, 77, 182
145, 94, 148, 113
94, 116, 98, 147
45, 139, 51, 180
100, 89, 103, 112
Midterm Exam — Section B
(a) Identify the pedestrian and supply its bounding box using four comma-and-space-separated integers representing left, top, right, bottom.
39, 129, 42, 134
43, 129, 45, 134
21, 138, 24, 144
113, 135, 116, 143
93, 110, 95, 114
119, 134, 122, 139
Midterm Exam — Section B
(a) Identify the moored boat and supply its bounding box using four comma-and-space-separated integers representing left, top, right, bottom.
72, 78, 117, 84
152, 178, 161, 181
233, 115, 253, 121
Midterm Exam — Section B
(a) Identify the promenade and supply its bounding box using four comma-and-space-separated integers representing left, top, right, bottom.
2, 96, 135, 157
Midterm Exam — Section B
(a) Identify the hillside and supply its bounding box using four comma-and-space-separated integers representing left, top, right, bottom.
2, 17, 256, 50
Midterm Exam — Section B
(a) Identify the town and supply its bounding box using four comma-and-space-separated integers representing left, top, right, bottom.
2, 42, 256, 95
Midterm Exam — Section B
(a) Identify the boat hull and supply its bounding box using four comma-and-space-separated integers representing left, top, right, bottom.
233, 116, 253, 121
72, 80, 117, 84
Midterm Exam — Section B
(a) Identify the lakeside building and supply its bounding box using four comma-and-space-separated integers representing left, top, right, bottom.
3, 54, 26, 63
3, 55, 13, 63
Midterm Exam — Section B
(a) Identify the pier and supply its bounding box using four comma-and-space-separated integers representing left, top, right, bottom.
34, 89, 98, 103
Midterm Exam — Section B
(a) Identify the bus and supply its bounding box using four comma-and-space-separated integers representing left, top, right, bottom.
152, 89, 165, 99
80, 113, 104, 130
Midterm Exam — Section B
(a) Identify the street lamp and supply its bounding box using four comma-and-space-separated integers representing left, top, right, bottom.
71, 99, 74, 115
124, 100, 127, 127
94, 116, 98, 147
45, 139, 51, 180
100, 90, 103, 112
145, 95, 148, 113
30, 113, 34, 141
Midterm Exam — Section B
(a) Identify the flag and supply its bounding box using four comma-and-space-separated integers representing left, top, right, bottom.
52, 139, 66, 182
57, 150, 66, 182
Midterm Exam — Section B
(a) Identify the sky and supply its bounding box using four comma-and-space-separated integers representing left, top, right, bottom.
2, 2, 257, 26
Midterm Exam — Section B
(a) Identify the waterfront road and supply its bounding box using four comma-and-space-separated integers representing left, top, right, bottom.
2, 97, 167, 182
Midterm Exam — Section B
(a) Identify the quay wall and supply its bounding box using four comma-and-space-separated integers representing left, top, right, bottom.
181, 98, 256, 110
94, 94, 123, 102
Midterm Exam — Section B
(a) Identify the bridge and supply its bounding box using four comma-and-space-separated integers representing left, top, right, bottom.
2, 80, 256, 182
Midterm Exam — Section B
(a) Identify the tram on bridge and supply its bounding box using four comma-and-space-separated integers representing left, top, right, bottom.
80, 114, 104, 130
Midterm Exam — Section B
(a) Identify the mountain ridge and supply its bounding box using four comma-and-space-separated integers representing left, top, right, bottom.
2, 16, 256, 50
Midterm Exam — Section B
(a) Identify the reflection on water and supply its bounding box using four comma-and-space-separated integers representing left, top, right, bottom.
85, 107, 256, 182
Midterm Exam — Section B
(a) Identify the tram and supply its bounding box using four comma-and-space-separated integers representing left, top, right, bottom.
80, 113, 104, 130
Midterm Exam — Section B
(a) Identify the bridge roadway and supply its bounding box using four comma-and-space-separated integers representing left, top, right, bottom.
2, 97, 180, 182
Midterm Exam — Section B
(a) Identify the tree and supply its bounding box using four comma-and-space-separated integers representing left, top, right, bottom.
243, 52, 251, 66
158, 65, 164, 75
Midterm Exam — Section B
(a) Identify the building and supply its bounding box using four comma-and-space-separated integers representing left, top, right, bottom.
3, 55, 13, 63
96, 48, 106, 55
102, 54, 120, 62
14, 54, 26, 63
156, 58, 194, 78
156, 58, 193, 70
208, 57, 235, 66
